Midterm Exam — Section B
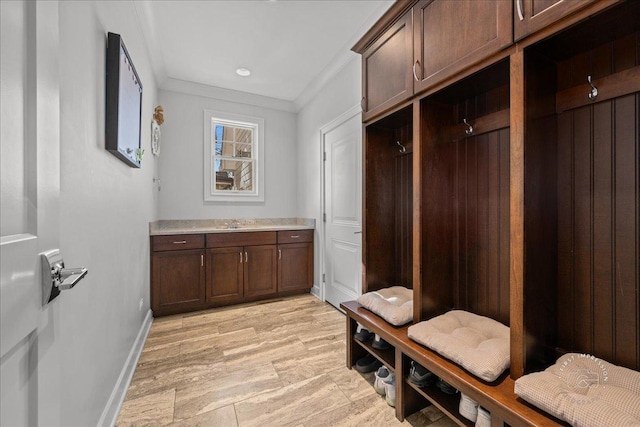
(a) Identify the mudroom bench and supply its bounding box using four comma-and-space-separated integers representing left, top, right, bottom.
341, 301, 566, 427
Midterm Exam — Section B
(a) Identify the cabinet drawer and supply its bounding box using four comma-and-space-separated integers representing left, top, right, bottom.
277, 230, 313, 244
152, 234, 205, 252
207, 231, 276, 248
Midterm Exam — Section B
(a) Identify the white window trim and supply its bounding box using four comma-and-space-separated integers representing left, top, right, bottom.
203, 109, 265, 202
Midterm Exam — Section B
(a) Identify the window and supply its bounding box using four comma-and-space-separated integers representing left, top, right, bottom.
204, 110, 264, 202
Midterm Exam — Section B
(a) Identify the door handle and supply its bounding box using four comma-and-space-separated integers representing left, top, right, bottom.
41, 249, 88, 305
240, 251, 243, 263
245, 251, 248, 263
516, 0, 524, 21
278, 249, 282, 260
354, 231, 362, 234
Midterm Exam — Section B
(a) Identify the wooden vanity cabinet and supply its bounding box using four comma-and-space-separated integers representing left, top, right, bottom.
151, 229, 314, 316
244, 245, 278, 297
277, 230, 314, 292
206, 231, 277, 300
151, 234, 206, 316
206, 247, 243, 304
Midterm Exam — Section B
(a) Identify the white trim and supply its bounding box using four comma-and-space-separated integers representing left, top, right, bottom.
203, 110, 265, 203
318, 104, 362, 303
164, 78, 296, 113
97, 309, 153, 427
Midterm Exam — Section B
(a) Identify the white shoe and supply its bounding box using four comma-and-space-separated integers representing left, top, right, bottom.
373, 366, 389, 396
459, 393, 479, 422
383, 372, 396, 407
475, 406, 491, 427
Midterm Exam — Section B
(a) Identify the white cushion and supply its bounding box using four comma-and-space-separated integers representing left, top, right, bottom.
515, 353, 640, 427
356, 286, 413, 326
408, 310, 510, 382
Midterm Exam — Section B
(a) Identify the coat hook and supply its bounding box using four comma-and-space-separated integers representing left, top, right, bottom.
463, 118, 474, 135
587, 75, 598, 100
396, 140, 406, 153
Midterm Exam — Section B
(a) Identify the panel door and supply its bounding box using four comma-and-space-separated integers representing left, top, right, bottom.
244, 245, 277, 298
206, 246, 243, 304
151, 249, 205, 314
278, 243, 313, 292
514, 0, 600, 41
1, 2, 63, 425
362, 11, 413, 121
413, 0, 512, 93
323, 108, 362, 310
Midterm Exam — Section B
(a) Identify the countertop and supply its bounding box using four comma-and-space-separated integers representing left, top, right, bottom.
149, 218, 315, 236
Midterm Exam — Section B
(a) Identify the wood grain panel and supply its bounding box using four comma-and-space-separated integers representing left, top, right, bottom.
592, 101, 614, 361
572, 105, 593, 352
395, 152, 413, 287
556, 111, 574, 352
613, 94, 638, 369
555, 94, 639, 371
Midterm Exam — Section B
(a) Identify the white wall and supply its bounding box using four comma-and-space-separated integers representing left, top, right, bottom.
58, 1, 157, 425
296, 55, 362, 292
157, 90, 297, 219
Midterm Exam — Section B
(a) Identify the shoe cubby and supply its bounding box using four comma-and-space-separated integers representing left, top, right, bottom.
401, 355, 472, 427
352, 330, 395, 372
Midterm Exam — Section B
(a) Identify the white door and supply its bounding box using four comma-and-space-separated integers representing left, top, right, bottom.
322, 106, 362, 309
1, 1, 62, 425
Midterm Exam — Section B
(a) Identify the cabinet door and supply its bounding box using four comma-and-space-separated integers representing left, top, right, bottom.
362, 11, 413, 121
514, 0, 599, 41
413, 0, 512, 93
206, 247, 243, 304
244, 245, 277, 298
278, 243, 313, 292
151, 249, 205, 315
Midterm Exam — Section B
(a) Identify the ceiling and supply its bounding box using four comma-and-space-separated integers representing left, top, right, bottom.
134, 0, 393, 106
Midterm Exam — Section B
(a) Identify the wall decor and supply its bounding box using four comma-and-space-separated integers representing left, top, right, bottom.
151, 120, 161, 156
105, 32, 143, 168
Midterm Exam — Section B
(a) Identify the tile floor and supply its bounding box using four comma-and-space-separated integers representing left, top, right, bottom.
115, 294, 458, 427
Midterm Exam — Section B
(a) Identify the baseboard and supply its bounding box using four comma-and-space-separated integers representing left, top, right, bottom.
97, 309, 153, 427
311, 283, 321, 300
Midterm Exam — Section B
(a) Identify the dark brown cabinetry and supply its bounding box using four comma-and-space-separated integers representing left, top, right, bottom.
360, 10, 413, 121
412, 0, 512, 93
277, 230, 314, 292
513, 0, 602, 41
244, 245, 278, 297
206, 247, 243, 304
151, 229, 314, 316
353, 0, 640, 424
151, 234, 206, 316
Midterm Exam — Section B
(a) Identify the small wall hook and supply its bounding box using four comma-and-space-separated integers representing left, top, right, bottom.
463, 118, 474, 135
587, 75, 598, 100
396, 140, 406, 153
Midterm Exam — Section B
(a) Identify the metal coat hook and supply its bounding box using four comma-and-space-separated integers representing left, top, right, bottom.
587, 75, 598, 100
463, 118, 474, 135
396, 140, 406, 153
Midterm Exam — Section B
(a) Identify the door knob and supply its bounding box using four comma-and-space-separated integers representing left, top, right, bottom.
41, 249, 88, 305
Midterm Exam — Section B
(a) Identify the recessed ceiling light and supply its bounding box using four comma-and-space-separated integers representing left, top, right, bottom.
236, 67, 251, 77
